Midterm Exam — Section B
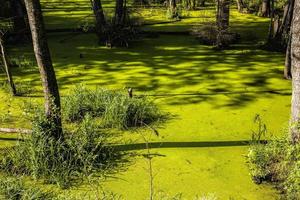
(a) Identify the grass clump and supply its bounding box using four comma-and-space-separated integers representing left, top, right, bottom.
0, 112, 116, 189
191, 23, 240, 46
63, 86, 168, 130
0, 177, 53, 200
247, 132, 300, 199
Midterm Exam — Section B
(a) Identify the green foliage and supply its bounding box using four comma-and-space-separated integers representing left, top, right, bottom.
0, 177, 53, 200
103, 18, 141, 48
63, 86, 168, 130
0, 112, 116, 188
248, 135, 300, 199
191, 23, 240, 46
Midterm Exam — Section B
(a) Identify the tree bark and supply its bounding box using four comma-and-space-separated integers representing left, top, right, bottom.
24, 0, 62, 138
169, 0, 177, 16
260, 0, 270, 17
290, 0, 300, 143
236, 0, 244, 12
216, 0, 230, 48
91, 0, 106, 43
114, 0, 126, 25
285, 33, 292, 79
11, 0, 28, 36
0, 34, 17, 96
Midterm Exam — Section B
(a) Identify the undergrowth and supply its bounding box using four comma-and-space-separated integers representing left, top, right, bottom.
191, 23, 240, 46
0, 177, 53, 200
63, 86, 168, 130
0, 113, 117, 189
247, 116, 300, 199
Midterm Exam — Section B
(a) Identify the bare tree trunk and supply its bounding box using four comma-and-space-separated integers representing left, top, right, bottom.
0, 35, 17, 96
267, 0, 275, 41
169, 0, 177, 14
11, 0, 28, 36
236, 0, 244, 12
216, 0, 230, 48
24, 0, 62, 138
260, 0, 270, 17
91, 0, 106, 43
200, 0, 205, 7
290, 0, 300, 144
114, 0, 126, 25
285, 34, 292, 79
277, 0, 295, 39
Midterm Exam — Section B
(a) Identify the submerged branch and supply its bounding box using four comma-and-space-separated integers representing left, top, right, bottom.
0, 128, 32, 134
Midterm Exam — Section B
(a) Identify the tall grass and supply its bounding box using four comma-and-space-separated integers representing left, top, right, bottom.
247, 117, 300, 199
0, 113, 117, 189
0, 177, 53, 200
63, 86, 168, 130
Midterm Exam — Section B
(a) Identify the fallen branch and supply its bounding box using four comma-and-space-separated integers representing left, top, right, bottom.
0, 128, 32, 134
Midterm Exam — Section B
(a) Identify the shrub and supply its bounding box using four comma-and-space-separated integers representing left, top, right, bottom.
0, 177, 53, 200
103, 20, 140, 48
63, 86, 168, 130
0, 113, 116, 189
247, 137, 300, 199
191, 23, 240, 46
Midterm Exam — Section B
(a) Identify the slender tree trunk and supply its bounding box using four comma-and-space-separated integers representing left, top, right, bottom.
236, 0, 244, 12
216, 0, 230, 48
285, 34, 292, 79
24, 0, 62, 138
114, 0, 126, 25
91, 0, 106, 43
0, 36, 17, 96
200, 0, 205, 7
260, 0, 270, 17
290, 0, 300, 143
11, 0, 28, 35
278, 0, 295, 38
169, 0, 177, 12
267, 0, 275, 41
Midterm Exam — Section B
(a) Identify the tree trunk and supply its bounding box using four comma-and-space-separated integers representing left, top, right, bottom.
200, 0, 205, 7
267, 0, 275, 41
236, 0, 244, 12
216, 0, 230, 48
274, 0, 295, 47
168, 0, 177, 18
91, 0, 106, 43
169, 0, 177, 11
114, 0, 126, 25
260, 0, 270, 17
284, 32, 292, 79
11, 0, 28, 36
290, 0, 300, 143
24, 0, 62, 138
0, 35, 17, 96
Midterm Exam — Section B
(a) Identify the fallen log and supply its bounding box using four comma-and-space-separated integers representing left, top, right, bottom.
0, 128, 32, 134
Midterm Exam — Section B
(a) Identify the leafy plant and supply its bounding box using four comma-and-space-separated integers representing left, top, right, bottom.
191, 23, 240, 46
0, 177, 53, 200
63, 85, 168, 130
0, 111, 116, 189
247, 117, 300, 199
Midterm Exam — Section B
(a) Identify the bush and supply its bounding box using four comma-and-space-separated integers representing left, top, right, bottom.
191, 23, 240, 46
103, 20, 140, 48
63, 86, 168, 130
0, 177, 53, 200
247, 138, 300, 199
0, 113, 116, 188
